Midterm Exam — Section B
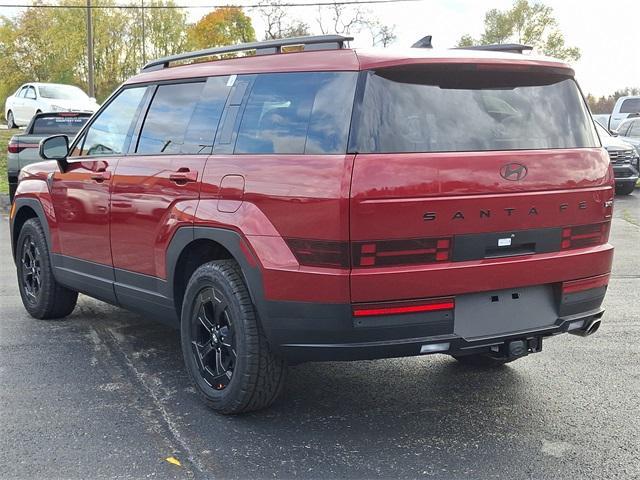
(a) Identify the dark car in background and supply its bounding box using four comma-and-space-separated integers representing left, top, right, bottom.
595, 122, 639, 195
7, 111, 91, 201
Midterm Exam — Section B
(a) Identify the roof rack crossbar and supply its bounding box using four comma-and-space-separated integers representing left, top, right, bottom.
141, 35, 354, 71
454, 43, 533, 54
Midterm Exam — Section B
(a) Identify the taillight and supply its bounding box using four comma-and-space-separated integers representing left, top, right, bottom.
352, 237, 452, 268
560, 222, 610, 250
562, 274, 609, 294
353, 297, 455, 317
285, 239, 349, 268
8, 140, 37, 154
8, 140, 21, 154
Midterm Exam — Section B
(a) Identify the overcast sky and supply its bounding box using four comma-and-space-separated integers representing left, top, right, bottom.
1, 0, 637, 96
224, 0, 640, 97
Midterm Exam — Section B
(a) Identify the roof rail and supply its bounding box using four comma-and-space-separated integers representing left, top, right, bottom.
141, 35, 354, 71
455, 43, 533, 54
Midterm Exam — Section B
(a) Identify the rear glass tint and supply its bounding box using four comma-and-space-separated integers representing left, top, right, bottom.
31, 115, 89, 135
235, 72, 357, 155
352, 68, 598, 153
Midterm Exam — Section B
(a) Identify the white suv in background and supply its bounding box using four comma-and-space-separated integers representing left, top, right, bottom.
5, 82, 99, 128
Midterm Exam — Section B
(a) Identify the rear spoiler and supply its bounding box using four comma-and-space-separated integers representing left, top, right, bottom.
454, 43, 533, 54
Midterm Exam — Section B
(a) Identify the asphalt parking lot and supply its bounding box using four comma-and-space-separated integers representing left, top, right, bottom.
1, 191, 639, 480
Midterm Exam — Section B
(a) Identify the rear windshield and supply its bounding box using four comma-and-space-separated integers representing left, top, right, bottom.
31, 115, 90, 135
352, 67, 598, 153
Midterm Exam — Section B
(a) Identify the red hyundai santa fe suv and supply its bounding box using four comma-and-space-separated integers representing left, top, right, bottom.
10, 36, 614, 414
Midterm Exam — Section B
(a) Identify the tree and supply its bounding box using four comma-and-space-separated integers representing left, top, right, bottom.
255, 1, 310, 40
457, 0, 580, 62
0, 0, 190, 105
186, 7, 255, 50
316, 2, 396, 47
587, 87, 640, 114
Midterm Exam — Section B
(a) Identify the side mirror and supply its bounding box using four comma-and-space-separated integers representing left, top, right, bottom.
39, 135, 69, 172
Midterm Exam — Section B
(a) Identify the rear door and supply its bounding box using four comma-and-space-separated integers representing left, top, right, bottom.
109, 77, 231, 305
348, 66, 612, 302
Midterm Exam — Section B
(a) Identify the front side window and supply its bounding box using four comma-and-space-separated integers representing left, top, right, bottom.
25, 87, 37, 100
75, 87, 146, 157
235, 72, 357, 155
353, 67, 599, 153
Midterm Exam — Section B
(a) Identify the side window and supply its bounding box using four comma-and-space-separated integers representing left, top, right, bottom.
74, 87, 147, 157
629, 120, 640, 137
235, 72, 357, 155
137, 82, 204, 154
136, 77, 230, 155
620, 98, 640, 114
25, 87, 37, 100
17, 87, 27, 98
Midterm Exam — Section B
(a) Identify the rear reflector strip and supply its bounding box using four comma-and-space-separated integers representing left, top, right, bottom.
352, 297, 455, 317
562, 274, 610, 294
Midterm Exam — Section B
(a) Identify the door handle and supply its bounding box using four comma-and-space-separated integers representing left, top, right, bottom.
169, 169, 198, 183
90, 171, 111, 182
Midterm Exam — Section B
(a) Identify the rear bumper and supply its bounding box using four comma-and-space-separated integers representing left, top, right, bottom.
260, 282, 607, 363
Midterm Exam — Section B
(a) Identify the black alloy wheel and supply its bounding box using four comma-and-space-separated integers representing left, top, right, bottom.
190, 287, 237, 391
20, 234, 42, 304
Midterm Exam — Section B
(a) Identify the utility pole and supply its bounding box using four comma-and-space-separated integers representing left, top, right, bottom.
86, 0, 95, 98
141, 0, 146, 65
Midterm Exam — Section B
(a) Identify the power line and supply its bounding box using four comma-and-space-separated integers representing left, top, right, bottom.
0, 0, 424, 8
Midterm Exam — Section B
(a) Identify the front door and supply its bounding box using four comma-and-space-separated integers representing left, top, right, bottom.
109, 79, 231, 313
50, 86, 149, 302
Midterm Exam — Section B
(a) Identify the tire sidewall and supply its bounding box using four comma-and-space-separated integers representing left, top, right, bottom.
180, 265, 252, 409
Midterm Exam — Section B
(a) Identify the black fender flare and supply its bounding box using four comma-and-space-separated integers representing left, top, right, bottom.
166, 226, 269, 327
10, 198, 52, 263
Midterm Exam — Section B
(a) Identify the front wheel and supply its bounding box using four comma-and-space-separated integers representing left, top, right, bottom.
180, 260, 286, 414
16, 218, 78, 319
6, 110, 16, 129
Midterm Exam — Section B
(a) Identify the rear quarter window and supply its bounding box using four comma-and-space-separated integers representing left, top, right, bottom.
352, 67, 599, 153
235, 72, 357, 155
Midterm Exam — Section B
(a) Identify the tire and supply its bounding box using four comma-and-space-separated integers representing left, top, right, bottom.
452, 353, 517, 368
16, 218, 78, 319
180, 260, 287, 414
7, 110, 16, 129
616, 183, 635, 195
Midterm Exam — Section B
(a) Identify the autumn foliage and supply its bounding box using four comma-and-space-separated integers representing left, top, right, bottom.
187, 7, 256, 50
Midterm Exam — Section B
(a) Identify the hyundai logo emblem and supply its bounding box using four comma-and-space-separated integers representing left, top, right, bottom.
500, 163, 528, 181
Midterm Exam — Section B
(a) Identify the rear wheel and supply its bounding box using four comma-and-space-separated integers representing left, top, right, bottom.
452, 353, 517, 368
16, 218, 78, 319
616, 183, 635, 195
180, 260, 286, 414
7, 110, 16, 129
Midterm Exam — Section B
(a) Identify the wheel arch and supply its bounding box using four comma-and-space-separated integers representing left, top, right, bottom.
167, 227, 266, 323
10, 199, 51, 263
